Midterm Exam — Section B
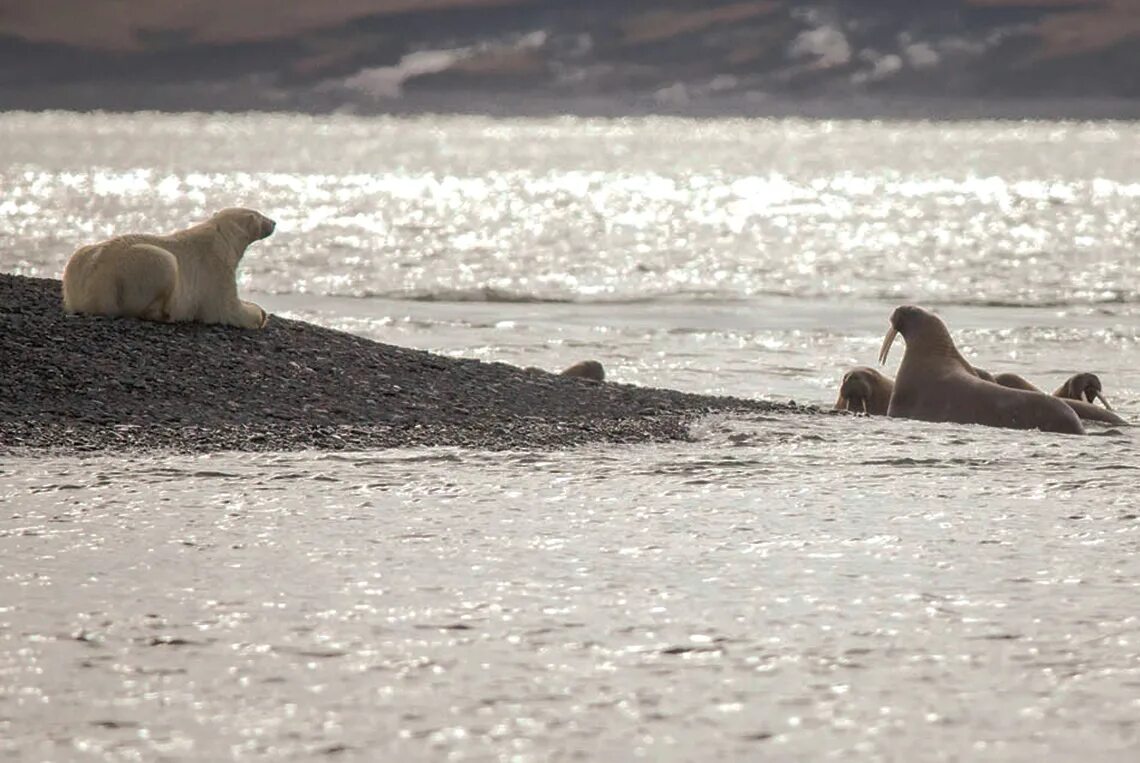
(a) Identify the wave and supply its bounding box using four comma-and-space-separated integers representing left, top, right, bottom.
403, 287, 572, 304
920, 292, 1139, 309
279, 286, 751, 305
264, 285, 1140, 309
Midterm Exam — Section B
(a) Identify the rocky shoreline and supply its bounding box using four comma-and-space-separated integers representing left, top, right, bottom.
1, 274, 809, 453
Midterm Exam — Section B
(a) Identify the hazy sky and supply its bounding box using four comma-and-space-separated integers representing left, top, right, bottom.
0, 0, 531, 49
1, 0, 1137, 112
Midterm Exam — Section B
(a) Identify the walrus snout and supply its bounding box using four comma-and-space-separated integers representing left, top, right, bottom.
262, 217, 277, 238
838, 392, 869, 414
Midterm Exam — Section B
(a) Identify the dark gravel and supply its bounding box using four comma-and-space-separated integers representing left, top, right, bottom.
1, 274, 811, 453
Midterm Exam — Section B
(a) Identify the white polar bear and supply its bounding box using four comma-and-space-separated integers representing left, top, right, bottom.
61, 207, 275, 329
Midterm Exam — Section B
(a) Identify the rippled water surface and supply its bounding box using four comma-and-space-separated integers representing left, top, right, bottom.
2, 112, 1139, 760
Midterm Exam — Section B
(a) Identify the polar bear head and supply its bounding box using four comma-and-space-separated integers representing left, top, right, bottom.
210, 208, 276, 259
208, 208, 276, 269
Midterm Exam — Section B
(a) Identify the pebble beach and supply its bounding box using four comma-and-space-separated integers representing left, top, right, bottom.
1, 274, 803, 453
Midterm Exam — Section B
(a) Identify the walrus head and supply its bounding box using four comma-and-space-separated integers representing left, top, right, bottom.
1055, 372, 1111, 409
835, 366, 893, 415
879, 305, 961, 366
837, 371, 872, 413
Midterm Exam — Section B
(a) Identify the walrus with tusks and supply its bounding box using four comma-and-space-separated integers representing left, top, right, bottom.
879, 305, 1084, 435
1054, 372, 1113, 409
834, 366, 894, 415
991, 371, 1126, 426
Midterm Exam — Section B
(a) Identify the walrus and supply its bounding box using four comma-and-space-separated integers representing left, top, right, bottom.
561, 360, 605, 382
990, 371, 1126, 426
1054, 372, 1112, 409
879, 305, 1084, 434
834, 366, 894, 415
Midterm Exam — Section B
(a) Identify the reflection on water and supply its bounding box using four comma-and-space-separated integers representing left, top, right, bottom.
2, 111, 1139, 761
2, 424, 1138, 761
2, 112, 1139, 305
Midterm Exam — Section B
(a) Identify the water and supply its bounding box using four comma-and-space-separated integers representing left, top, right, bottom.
1, 112, 1138, 761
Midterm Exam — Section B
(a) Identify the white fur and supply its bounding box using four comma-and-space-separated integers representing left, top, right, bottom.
62, 208, 275, 329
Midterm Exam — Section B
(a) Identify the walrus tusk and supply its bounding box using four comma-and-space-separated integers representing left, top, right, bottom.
1095, 392, 1113, 410
878, 326, 898, 365
861, 398, 868, 414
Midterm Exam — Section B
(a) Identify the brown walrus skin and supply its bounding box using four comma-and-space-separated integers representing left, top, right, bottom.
991, 372, 1127, 426
879, 305, 1084, 435
991, 372, 1037, 392
834, 366, 894, 416
560, 360, 605, 382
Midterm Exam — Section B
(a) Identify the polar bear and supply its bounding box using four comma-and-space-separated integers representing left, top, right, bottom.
61, 207, 275, 329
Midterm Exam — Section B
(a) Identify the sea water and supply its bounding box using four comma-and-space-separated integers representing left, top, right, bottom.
1, 112, 1138, 761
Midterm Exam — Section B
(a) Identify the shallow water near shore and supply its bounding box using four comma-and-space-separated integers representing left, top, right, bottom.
3, 425, 1139, 761
2, 112, 1140, 760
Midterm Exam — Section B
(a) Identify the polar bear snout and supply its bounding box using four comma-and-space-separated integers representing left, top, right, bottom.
246, 211, 275, 241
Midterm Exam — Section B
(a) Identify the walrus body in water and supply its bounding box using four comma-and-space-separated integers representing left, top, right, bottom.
834, 367, 894, 415
991, 372, 1126, 426
879, 305, 1084, 435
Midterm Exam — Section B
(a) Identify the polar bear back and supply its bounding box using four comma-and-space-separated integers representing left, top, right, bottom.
61, 208, 274, 329
63, 237, 179, 321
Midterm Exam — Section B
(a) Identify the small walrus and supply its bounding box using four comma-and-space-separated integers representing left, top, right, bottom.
560, 360, 605, 382
991, 372, 1125, 426
834, 366, 894, 415
879, 305, 1084, 435
1054, 372, 1112, 409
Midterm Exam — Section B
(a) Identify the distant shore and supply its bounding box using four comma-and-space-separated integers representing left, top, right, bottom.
4, 94, 1140, 122
1, 274, 808, 453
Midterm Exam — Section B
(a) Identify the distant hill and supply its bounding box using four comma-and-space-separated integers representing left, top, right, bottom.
1, 0, 1138, 117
